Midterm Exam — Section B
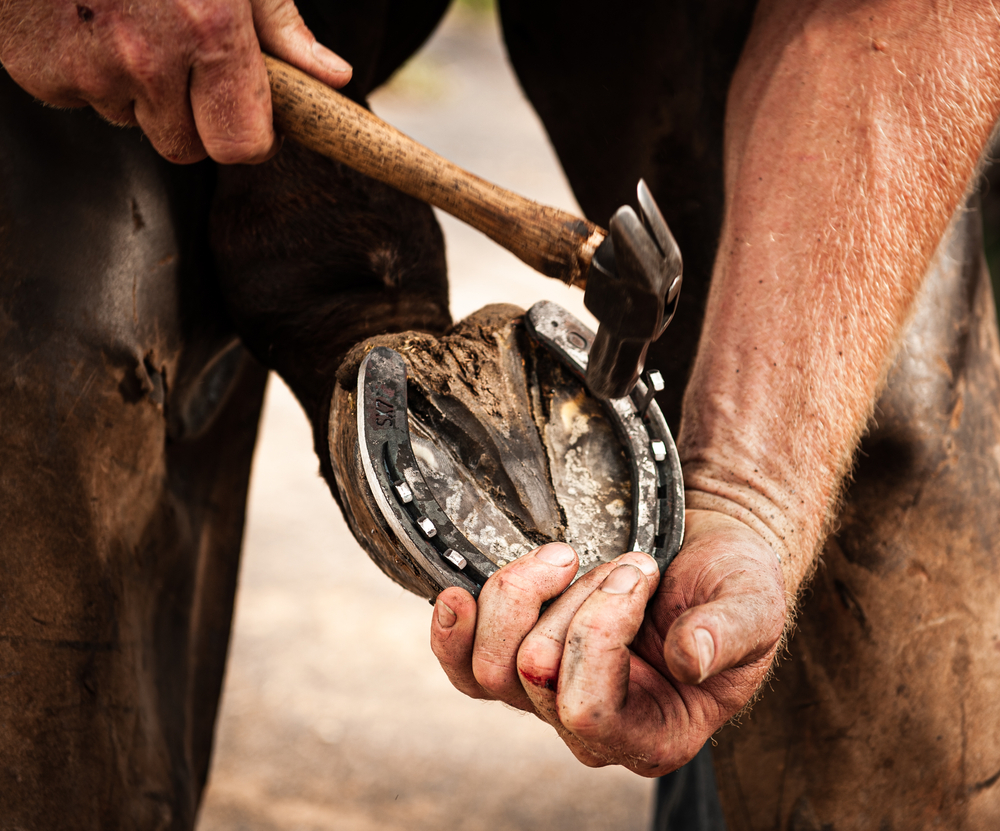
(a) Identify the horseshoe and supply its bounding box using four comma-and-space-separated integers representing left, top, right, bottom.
355, 300, 684, 597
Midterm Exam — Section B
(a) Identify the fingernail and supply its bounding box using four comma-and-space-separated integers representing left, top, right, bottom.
436, 599, 457, 629
312, 41, 353, 75
695, 628, 715, 683
600, 564, 641, 594
536, 543, 575, 567
622, 551, 658, 577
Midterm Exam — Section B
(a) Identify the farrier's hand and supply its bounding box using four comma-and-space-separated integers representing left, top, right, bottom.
430, 508, 786, 775
0, 0, 351, 163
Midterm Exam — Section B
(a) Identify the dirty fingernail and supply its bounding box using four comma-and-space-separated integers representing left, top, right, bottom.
436, 599, 457, 629
695, 628, 715, 683
312, 41, 353, 75
601, 564, 641, 594
622, 551, 658, 577
536, 543, 575, 567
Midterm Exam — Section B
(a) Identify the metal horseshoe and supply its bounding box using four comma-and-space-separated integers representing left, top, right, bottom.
356, 300, 685, 597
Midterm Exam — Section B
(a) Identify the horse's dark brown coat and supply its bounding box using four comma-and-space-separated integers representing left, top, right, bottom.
0, 73, 268, 829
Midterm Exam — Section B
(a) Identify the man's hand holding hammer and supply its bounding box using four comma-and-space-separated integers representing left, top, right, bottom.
0, 0, 352, 164
431, 0, 1000, 774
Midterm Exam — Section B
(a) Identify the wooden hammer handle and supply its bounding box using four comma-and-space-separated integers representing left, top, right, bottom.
265, 55, 604, 287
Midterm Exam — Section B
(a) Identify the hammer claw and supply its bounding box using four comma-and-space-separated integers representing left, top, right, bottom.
637, 180, 678, 262
583, 181, 684, 400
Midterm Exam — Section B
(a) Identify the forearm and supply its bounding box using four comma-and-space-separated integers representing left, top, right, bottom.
679, 0, 1000, 593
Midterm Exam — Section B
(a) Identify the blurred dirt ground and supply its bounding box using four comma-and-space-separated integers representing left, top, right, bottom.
195, 6, 654, 830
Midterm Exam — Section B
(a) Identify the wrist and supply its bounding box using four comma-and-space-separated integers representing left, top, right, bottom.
681, 455, 830, 598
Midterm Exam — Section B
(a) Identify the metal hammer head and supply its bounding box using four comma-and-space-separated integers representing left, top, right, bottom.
583, 180, 683, 400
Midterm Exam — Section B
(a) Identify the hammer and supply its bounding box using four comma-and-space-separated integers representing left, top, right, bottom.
265, 56, 683, 400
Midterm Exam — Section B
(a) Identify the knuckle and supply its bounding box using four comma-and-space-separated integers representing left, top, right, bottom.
572, 611, 607, 637
471, 653, 513, 696
96, 105, 137, 128
558, 696, 612, 740
0, 47, 58, 99
269, 2, 306, 33
485, 568, 538, 601
517, 633, 556, 672
182, 0, 238, 46
569, 611, 620, 651
516, 646, 559, 692
196, 83, 272, 160
161, 146, 208, 165
57, 77, 98, 105
140, 117, 204, 163
110, 34, 166, 95
207, 135, 272, 165
64, 54, 115, 102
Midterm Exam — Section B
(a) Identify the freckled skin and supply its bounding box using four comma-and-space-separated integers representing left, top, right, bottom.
0, 0, 353, 164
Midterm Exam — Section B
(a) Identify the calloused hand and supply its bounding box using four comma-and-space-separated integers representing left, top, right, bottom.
0, 0, 351, 163
430, 509, 787, 775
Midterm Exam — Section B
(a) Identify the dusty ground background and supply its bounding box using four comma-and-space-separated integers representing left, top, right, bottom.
196, 5, 656, 830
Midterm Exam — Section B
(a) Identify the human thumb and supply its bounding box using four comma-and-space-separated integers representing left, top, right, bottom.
663, 557, 786, 685
252, 0, 353, 88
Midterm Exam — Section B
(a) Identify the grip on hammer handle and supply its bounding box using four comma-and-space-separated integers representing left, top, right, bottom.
265, 55, 606, 288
